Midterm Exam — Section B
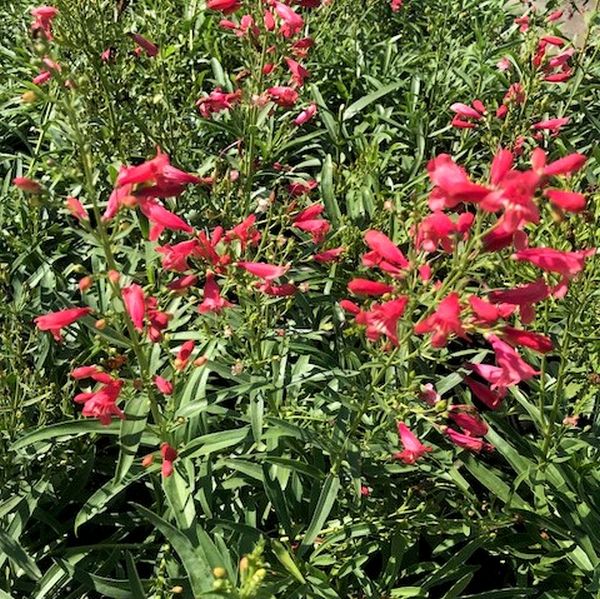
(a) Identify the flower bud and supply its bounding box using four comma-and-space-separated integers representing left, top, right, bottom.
193, 356, 208, 367
22, 91, 37, 103
95, 319, 107, 330
108, 270, 120, 284
141, 454, 154, 468
78, 275, 93, 293
213, 567, 226, 578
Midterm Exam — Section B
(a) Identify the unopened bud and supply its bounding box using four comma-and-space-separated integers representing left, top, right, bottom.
78, 275, 93, 293
141, 454, 154, 468
22, 91, 37, 103
170, 586, 183, 594
213, 567, 226, 578
239, 557, 249, 572
193, 356, 208, 367
107, 270, 120, 284
384, 200, 395, 212
95, 319, 107, 330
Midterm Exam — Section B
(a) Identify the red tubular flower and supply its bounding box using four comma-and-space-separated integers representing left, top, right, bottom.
156, 240, 198, 272
469, 295, 514, 324
488, 279, 549, 324
146, 297, 170, 342
129, 33, 158, 57
464, 377, 505, 410
340, 299, 362, 315
427, 155, 490, 210
138, 198, 194, 239
66, 196, 89, 221
154, 376, 174, 395
548, 9, 563, 21
199, 272, 233, 313
513, 247, 594, 279
363, 230, 409, 274
160, 443, 178, 477
238, 261, 289, 281
175, 341, 195, 370
390, 0, 403, 10
314, 246, 344, 263
13, 176, 42, 194
116, 149, 201, 197
267, 86, 299, 107
294, 102, 317, 126
444, 427, 493, 452
257, 282, 298, 296
393, 422, 432, 464
362, 297, 409, 345
35, 307, 91, 342
285, 57, 309, 87
292, 203, 330, 243
225, 214, 261, 250
207, 0, 241, 13
31, 5, 58, 40
532, 117, 569, 133
122, 284, 146, 331
74, 379, 124, 425
414, 293, 467, 347
415, 212, 457, 253
543, 153, 587, 177
288, 179, 317, 196
448, 408, 489, 437
544, 189, 585, 212
291, 37, 314, 58
488, 334, 539, 386
347, 278, 393, 297
273, 1, 304, 37
501, 326, 553, 353
196, 88, 241, 118
71, 365, 113, 384
167, 274, 199, 291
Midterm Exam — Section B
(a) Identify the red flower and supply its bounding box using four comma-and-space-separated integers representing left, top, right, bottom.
267, 86, 299, 107
199, 272, 233, 313
71, 365, 113, 384
74, 379, 124, 425
207, 0, 240, 13
469, 295, 515, 324
160, 443, 178, 477
238, 261, 290, 281
225, 214, 261, 250
146, 297, 170, 342
257, 282, 298, 296
129, 33, 158, 57
444, 427, 493, 452
543, 153, 587, 177
154, 376, 174, 395
393, 422, 432, 464
35, 307, 91, 342
156, 240, 198, 272
464, 377, 505, 410
138, 197, 194, 240
292, 203, 330, 243
513, 247, 594, 279
532, 117, 569, 133
488, 279, 550, 324
66, 196, 89, 221
501, 326, 553, 354
488, 334, 539, 387
116, 149, 201, 197
175, 340, 195, 370
285, 57, 309, 87
294, 103, 317, 126
414, 293, 467, 347
196, 88, 241, 118
362, 230, 409, 277
31, 5, 58, 40
272, 1, 304, 37
13, 176, 42, 194
347, 278, 393, 297
122, 284, 146, 331
448, 408, 488, 437
544, 189, 586, 212
427, 155, 490, 210
361, 297, 409, 345
314, 246, 344, 263
167, 274, 199, 291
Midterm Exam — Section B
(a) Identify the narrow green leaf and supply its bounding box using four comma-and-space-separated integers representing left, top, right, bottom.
0, 526, 42, 581
272, 540, 305, 583
321, 154, 341, 225
12, 420, 120, 450
298, 473, 340, 556
114, 394, 150, 483
342, 82, 402, 121
134, 504, 214, 596
125, 552, 146, 599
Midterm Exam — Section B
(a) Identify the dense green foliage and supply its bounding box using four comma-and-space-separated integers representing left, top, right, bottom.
1, 0, 600, 598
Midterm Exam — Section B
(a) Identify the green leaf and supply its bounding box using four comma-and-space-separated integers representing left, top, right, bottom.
321, 154, 341, 224
11, 420, 121, 450
342, 82, 402, 121
0, 526, 42, 581
134, 504, 215, 596
114, 394, 151, 483
272, 539, 305, 584
180, 427, 250, 459
125, 552, 146, 599
298, 473, 340, 556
